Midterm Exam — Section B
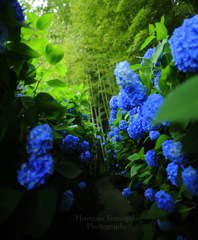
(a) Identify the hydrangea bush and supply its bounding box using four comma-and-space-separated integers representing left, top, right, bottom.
0, 3, 101, 239
104, 15, 198, 240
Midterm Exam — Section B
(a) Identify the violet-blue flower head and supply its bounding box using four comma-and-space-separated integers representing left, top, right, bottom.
155, 190, 176, 213
60, 190, 74, 212
169, 14, 198, 72
79, 150, 91, 162
122, 188, 133, 199
182, 166, 198, 196
26, 123, 53, 156
145, 150, 158, 167
144, 188, 155, 202
157, 219, 172, 232
166, 162, 179, 187
78, 141, 89, 152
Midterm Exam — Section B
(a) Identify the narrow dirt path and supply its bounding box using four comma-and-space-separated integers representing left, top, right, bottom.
95, 175, 141, 240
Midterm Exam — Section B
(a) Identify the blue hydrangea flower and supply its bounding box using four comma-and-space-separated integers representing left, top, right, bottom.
97, 135, 101, 140
60, 190, 74, 212
61, 134, 79, 152
109, 131, 115, 138
79, 150, 91, 162
114, 135, 122, 142
149, 131, 160, 140
144, 188, 155, 202
102, 142, 105, 146
110, 109, 117, 118
113, 127, 119, 135
26, 123, 53, 156
122, 188, 133, 199
109, 116, 116, 125
0, 22, 8, 44
182, 166, 198, 196
141, 93, 164, 130
110, 96, 118, 110
153, 70, 162, 91
169, 14, 198, 72
127, 113, 147, 140
17, 154, 54, 190
82, 113, 88, 118
145, 150, 158, 167
113, 155, 116, 158
78, 181, 86, 190
11, 1, 25, 22
177, 235, 186, 240
114, 61, 134, 88
78, 141, 89, 152
67, 108, 72, 113
133, 181, 141, 189
162, 140, 188, 165
129, 107, 139, 117
117, 88, 132, 111
57, 130, 66, 137
155, 190, 176, 213
119, 120, 128, 131
116, 164, 119, 167
157, 219, 172, 232
166, 162, 179, 187
121, 171, 126, 175
104, 158, 107, 161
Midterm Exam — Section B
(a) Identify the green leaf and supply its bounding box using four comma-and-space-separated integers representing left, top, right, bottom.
6, 43, 40, 58
150, 39, 167, 64
143, 232, 154, 240
143, 175, 153, 184
35, 93, 67, 119
154, 134, 170, 150
155, 75, 198, 122
141, 202, 169, 220
27, 12, 39, 28
127, 153, 140, 162
54, 64, 67, 76
55, 161, 82, 179
36, 14, 54, 30
46, 46, 64, 65
149, 24, 155, 35
81, 100, 90, 107
0, 188, 23, 224
130, 64, 141, 71
116, 109, 122, 119
155, 22, 168, 40
130, 164, 144, 178
140, 35, 155, 51
47, 79, 67, 88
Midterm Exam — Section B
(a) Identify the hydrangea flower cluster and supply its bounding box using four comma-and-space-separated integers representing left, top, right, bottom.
110, 96, 118, 110
110, 109, 117, 118
0, 22, 8, 54
122, 188, 133, 199
11, 1, 25, 22
141, 47, 163, 68
26, 123, 53, 155
121, 171, 126, 175
144, 188, 155, 202
166, 162, 179, 187
127, 112, 147, 140
177, 235, 186, 240
78, 181, 86, 190
182, 166, 198, 196
18, 124, 54, 190
133, 181, 141, 189
60, 190, 74, 212
145, 150, 158, 167
117, 88, 132, 111
155, 190, 176, 213
157, 219, 172, 232
141, 93, 164, 130
119, 120, 128, 131
149, 131, 160, 140
114, 61, 136, 89
79, 150, 91, 162
60, 134, 79, 152
162, 140, 188, 165
78, 141, 89, 152
82, 113, 88, 119
169, 14, 198, 72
